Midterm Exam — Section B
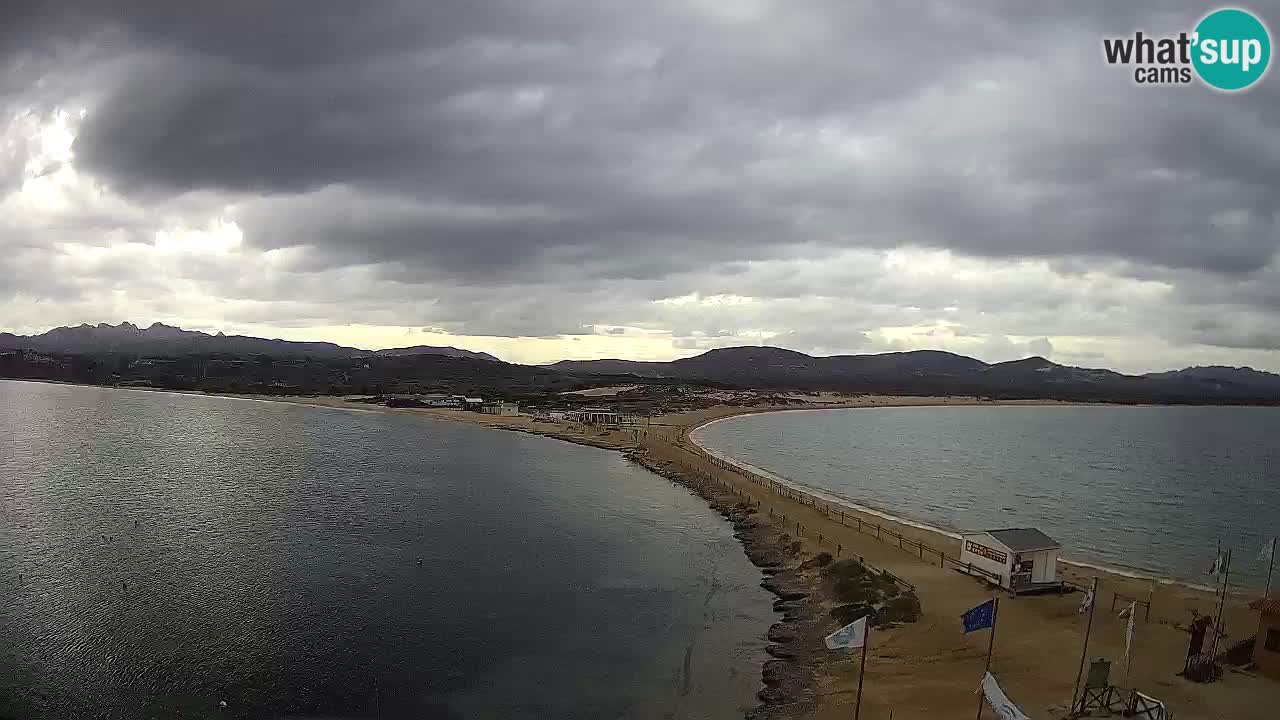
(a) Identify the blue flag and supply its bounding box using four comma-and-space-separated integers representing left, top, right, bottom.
962, 599, 996, 633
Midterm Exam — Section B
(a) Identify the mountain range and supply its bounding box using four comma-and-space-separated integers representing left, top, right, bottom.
0, 322, 499, 362
550, 346, 1280, 402
3, 322, 1280, 403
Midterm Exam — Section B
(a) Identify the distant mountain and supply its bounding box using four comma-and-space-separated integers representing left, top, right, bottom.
553, 346, 1280, 403
548, 358, 680, 377
374, 345, 499, 362
554, 347, 988, 387
0, 322, 502, 362
6, 324, 1280, 404
1142, 365, 1280, 393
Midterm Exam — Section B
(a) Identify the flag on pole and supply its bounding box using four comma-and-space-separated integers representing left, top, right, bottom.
962, 599, 996, 633
1077, 585, 1095, 615
1207, 549, 1228, 576
1262, 537, 1277, 561
824, 617, 868, 650
979, 672, 1030, 720
1118, 601, 1137, 663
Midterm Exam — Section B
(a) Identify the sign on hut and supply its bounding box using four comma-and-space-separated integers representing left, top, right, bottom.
959, 528, 1063, 593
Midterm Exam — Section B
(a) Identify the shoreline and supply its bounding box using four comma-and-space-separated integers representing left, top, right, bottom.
8, 380, 1273, 718
20, 377, 1250, 613
687, 416, 1230, 596
637, 407, 1272, 719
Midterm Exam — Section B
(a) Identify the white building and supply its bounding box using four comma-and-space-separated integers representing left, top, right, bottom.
481, 401, 519, 416
958, 528, 1062, 593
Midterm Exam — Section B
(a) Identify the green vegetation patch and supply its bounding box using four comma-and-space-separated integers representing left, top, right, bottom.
823, 559, 922, 628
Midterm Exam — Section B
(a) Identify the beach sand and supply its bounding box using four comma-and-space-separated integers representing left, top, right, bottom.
203, 391, 1278, 718
650, 401, 1275, 720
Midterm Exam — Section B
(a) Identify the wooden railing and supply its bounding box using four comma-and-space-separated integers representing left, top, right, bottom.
646, 430, 1003, 586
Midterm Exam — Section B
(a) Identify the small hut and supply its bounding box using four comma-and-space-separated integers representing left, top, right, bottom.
959, 528, 1062, 592
1249, 596, 1280, 681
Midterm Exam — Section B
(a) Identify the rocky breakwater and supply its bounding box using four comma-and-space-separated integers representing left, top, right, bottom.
622, 448, 824, 718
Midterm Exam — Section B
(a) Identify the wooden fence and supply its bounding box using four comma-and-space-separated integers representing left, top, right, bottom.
648, 430, 1003, 587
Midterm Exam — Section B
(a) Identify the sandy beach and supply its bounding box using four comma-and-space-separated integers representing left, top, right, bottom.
175, 390, 1276, 718
653, 401, 1274, 719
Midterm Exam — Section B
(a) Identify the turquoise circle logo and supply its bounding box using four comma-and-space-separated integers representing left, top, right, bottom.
1192, 8, 1271, 91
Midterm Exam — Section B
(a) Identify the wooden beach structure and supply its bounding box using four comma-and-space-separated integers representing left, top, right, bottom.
958, 528, 1064, 593
563, 407, 639, 428
1248, 596, 1280, 681
480, 401, 519, 416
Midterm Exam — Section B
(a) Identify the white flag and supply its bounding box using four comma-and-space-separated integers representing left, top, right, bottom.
1262, 538, 1277, 561
824, 617, 867, 650
1118, 601, 1137, 663
1206, 552, 1223, 575
980, 672, 1030, 720
1077, 585, 1095, 615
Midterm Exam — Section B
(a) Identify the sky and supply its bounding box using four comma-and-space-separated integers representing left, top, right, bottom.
2, 1, 1279, 371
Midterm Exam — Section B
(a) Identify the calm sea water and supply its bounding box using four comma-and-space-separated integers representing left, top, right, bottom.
694, 405, 1280, 590
0, 380, 770, 720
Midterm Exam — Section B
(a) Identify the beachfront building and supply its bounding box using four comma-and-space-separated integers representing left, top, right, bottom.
1249, 596, 1280, 681
958, 528, 1062, 593
481, 401, 519, 416
462, 397, 485, 412
563, 408, 639, 428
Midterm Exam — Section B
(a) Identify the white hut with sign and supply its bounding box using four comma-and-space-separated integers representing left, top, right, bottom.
959, 528, 1062, 593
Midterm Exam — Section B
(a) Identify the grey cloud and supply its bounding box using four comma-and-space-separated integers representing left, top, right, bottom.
37, 1, 1274, 284
4, 1, 1280, 361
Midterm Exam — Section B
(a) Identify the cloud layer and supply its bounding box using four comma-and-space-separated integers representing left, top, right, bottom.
2, 1, 1279, 370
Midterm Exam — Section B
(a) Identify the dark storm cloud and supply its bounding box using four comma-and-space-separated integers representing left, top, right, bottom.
4, 1, 1280, 356
54, 0, 1271, 278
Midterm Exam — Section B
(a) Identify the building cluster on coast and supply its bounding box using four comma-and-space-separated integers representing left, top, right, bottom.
383, 393, 518, 415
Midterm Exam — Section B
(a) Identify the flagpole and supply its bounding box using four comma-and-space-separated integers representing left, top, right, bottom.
1070, 578, 1099, 714
976, 597, 999, 720
1266, 538, 1275, 597
1209, 548, 1232, 661
1124, 604, 1136, 687
855, 623, 870, 720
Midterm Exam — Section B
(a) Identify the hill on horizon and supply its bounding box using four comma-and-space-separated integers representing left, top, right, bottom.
550, 345, 1280, 402
0, 322, 500, 362
4, 322, 1280, 404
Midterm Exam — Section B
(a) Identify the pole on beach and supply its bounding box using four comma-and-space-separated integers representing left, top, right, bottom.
855, 623, 870, 720
1209, 548, 1232, 662
1124, 607, 1137, 687
1266, 537, 1276, 597
1070, 578, 1099, 715
976, 597, 999, 720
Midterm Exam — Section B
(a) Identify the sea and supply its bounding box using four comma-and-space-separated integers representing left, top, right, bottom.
0, 380, 771, 720
693, 405, 1280, 591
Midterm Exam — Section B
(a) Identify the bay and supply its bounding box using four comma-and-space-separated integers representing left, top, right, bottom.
0, 380, 770, 719
694, 405, 1280, 590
